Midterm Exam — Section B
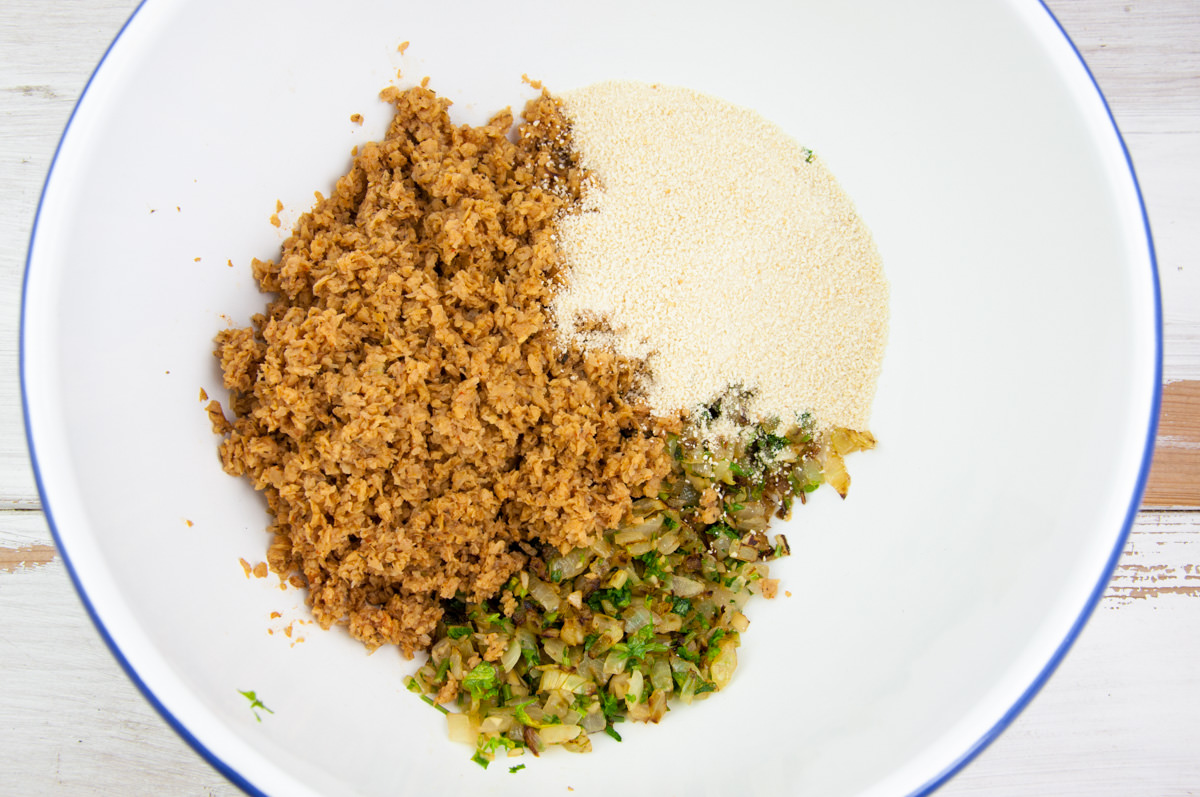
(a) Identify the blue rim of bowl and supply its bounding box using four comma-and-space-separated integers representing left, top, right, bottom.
909, 2, 1163, 792
19, 2, 1162, 796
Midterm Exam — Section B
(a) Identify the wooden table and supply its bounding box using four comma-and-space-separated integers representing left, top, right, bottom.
2, 1, 1197, 794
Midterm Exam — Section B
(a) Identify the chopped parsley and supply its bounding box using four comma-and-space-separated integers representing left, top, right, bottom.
463, 662, 499, 701
238, 689, 274, 722
586, 583, 632, 613
709, 523, 739, 540
610, 625, 669, 666
636, 551, 670, 581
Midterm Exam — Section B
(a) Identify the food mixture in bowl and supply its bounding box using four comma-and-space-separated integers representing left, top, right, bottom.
208, 79, 888, 766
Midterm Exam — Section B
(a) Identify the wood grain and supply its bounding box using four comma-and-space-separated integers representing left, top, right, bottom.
1144, 380, 1200, 507
1105, 510, 1200, 603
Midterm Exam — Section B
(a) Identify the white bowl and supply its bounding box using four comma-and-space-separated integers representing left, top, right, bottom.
21, 1, 1160, 795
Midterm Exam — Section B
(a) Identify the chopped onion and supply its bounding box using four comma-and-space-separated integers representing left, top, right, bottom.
656, 530, 681, 555
538, 724, 582, 745
709, 638, 738, 691
649, 657, 673, 694
548, 547, 593, 581
625, 670, 644, 706
543, 637, 567, 664
581, 704, 606, 734
527, 576, 560, 612
614, 515, 663, 545
669, 575, 705, 597
446, 712, 477, 744
500, 638, 521, 672
622, 605, 654, 635
480, 715, 514, 734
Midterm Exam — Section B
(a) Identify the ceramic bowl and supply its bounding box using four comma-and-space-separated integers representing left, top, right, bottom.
22, 1, 1159, 795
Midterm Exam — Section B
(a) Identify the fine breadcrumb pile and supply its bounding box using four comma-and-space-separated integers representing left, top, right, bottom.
554, 81, 889, 434
209, 86, 675, 656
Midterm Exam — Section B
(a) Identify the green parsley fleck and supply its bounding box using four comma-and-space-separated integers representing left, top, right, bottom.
238, 690, 274, 722
463, 661, 499, 701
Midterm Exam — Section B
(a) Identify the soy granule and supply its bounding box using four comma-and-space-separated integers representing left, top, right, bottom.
553, 81, 889, 434
211, 86, 675, 656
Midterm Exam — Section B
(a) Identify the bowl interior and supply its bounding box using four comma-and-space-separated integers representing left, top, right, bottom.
23, 1, 1157, 795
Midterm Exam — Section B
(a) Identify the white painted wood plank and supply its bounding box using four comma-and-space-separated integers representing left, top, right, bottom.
1047, 0, 1200, 131
1124, 131, 1200, 382
1048, 0, 1200, 382
0, 559, 237, 796
0, 0, 144, 505
941, 515, 1200, 796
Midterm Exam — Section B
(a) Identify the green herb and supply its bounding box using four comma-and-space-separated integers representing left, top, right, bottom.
463, 662, 499, 701
238, 689, 274, 722
604, 725, 623, 742
509, 764, 526, 773
586, 583, 632, 613
520, 642, 540, 669
474, 734, 521, 768
757, 433, 791, 456
636, 551, 670, 582
446, 625, 471, 640
708, 523, 739, 540
599, 690, 622, 720
610, 625, 669, 666
512, 697, 543, 728
707, 628, 727, 658
669, 596, 692, 616
662, 515, 679, 530
420, 694, 450, 714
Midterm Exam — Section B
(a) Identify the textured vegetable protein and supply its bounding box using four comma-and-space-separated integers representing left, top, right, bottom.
553, 81, 888, 434
210, 87, 675, 656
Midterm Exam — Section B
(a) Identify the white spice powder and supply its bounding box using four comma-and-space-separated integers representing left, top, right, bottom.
552, 80, 889, 435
